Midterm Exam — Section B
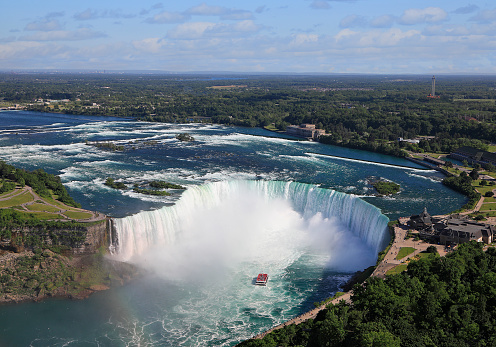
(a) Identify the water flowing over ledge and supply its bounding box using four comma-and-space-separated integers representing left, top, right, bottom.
112, 180, 389, 261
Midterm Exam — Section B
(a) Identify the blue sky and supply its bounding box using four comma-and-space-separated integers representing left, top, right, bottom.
1, 1, 495, 73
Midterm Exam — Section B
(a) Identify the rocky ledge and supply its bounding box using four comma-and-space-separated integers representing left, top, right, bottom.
0, 249, 139, 304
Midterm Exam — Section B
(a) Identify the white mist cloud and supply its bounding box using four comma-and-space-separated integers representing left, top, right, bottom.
399, 7, 447, 25
119, 183, 377, 283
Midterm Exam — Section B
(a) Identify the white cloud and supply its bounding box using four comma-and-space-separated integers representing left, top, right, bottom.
167, 22, 217, 39
185, 3, 252, 20
310, 1, 331, 10
140, 3, 164, 15
290, 34, 319, 46
370, 15, 395, 28
0, 41, 64, 60
340, 15, 367, 28
19, 28, 105, 42
470, 8, 496, 23
145, 11, 189, 24
452, 4, 479, 15
74, 8, 135, 21
186, 3, 225, 16
74, 9, 98, 21
399, 7, 447, 25
25, 19, 62, 32
233, 20, 260, 32
335, 28, 420, 47
423, 25, 470, 37
132, 38, 166, 53
167, 20, 260, 40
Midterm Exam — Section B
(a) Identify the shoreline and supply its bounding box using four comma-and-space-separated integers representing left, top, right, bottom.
307, 151, 429, 170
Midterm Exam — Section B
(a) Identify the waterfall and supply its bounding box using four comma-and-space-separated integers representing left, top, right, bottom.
112, 180, 390, 262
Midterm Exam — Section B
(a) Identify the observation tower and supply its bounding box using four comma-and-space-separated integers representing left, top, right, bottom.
428, 75, 440, 98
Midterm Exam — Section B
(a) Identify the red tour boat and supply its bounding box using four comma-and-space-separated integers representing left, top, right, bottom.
255, 273, 268, 286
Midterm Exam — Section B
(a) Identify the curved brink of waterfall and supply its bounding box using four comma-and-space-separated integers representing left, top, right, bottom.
112, 180, 390, 261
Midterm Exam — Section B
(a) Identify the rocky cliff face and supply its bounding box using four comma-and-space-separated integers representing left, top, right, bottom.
2, 219, 109, 255
72, 219, 109, 254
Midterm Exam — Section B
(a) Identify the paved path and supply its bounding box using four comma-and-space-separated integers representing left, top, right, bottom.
371, 219, 446, 279
1, 186, 105, 222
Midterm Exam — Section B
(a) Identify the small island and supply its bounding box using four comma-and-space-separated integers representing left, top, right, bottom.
86, 141, 124, 151
176, 133, 195, 142
104, 177, 127, 190
372, 180, 400, 196
105, 178, 186, 196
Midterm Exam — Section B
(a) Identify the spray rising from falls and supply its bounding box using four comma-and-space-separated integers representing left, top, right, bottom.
112, 180, 390, 265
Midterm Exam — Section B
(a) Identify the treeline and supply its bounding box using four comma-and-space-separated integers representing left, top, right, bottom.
2, 73, 496, 152
239, 242, 496, 347
319, 134, 408, 157
0, 160, 80, 208
442, 171, 481, 211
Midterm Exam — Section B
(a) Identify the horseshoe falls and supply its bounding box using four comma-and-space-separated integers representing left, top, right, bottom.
113, 180, 389, 263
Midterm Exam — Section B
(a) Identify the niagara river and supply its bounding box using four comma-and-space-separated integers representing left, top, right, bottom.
0, 111, 465, 346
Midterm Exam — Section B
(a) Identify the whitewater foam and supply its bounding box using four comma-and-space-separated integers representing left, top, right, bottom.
113, 180, 389, 264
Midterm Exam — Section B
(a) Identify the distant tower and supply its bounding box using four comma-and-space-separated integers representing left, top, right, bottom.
431, 75, 436, 97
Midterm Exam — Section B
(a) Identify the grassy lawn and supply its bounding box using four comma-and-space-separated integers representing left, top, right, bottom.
44, 196, 80, 211
481, 203, 496, 211
20, 211, 64, 220
446, 167, 461, 175
485, 197, 496, 203
0, 189, 20, 199
0, 191, 34, 208
396, 247, 416, 260
473, 181, 495, 193
479, 170, 496, 177
25, 203, 60, 213
487, 145, 496, 152
64, 211, 93, 219
386, 264, 408, 275
413, 252, 433, 260
263, 125, 279, 132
